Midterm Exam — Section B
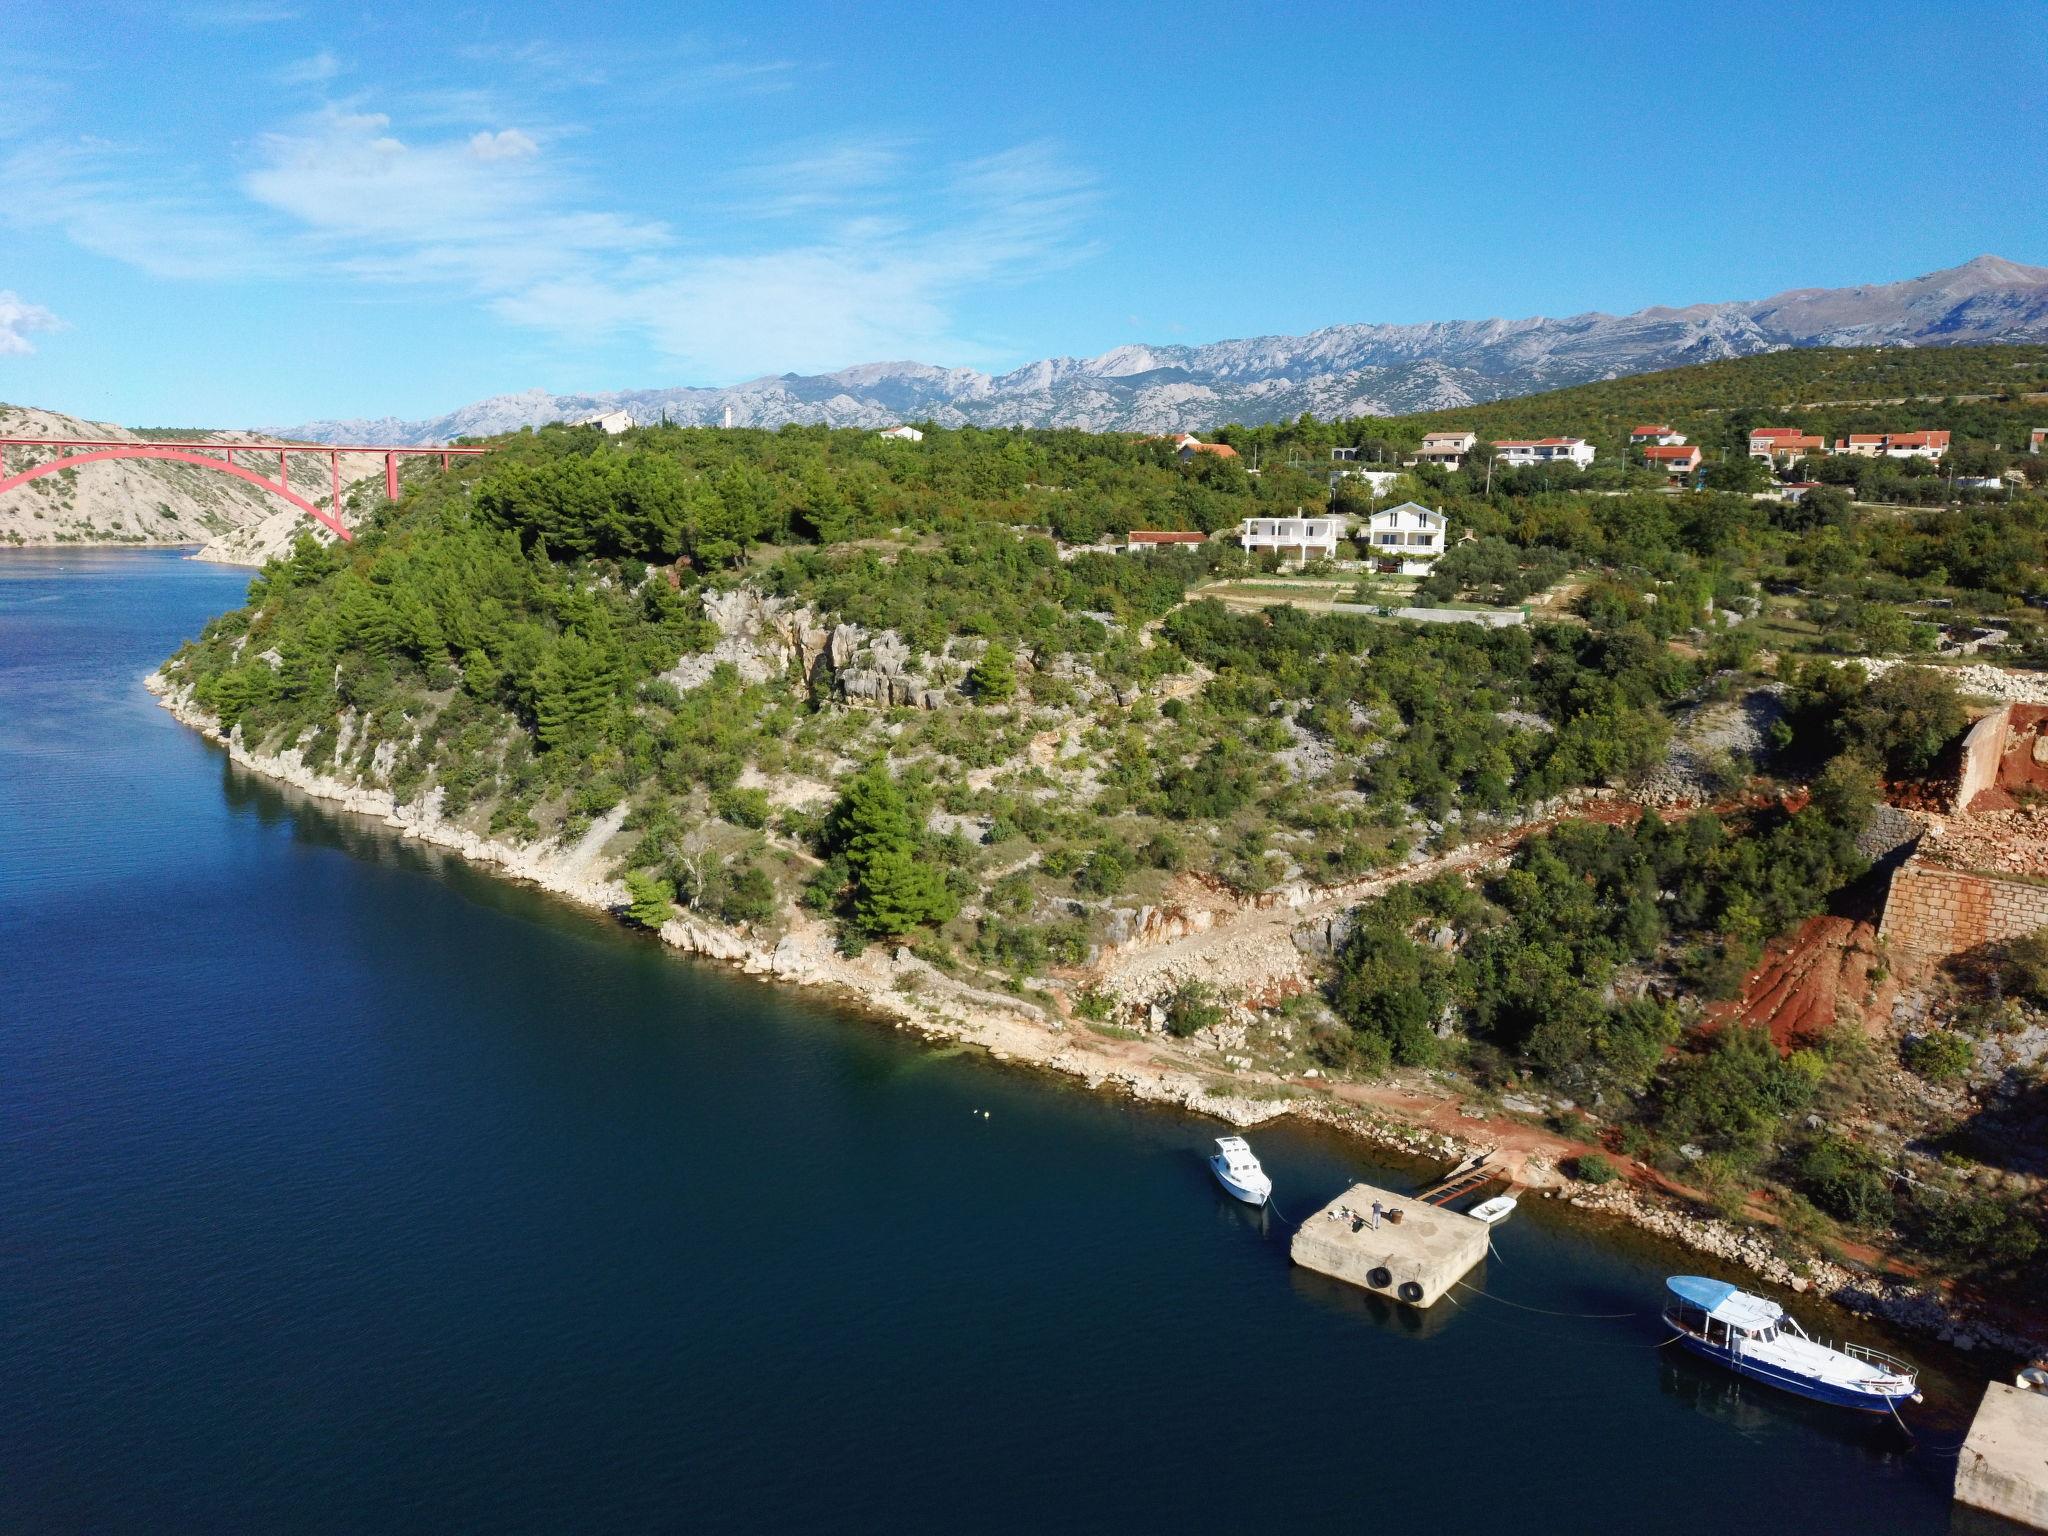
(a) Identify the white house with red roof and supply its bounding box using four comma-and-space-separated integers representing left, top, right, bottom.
1833, 430, 1950, 459
1747, 426, 1807, 455
1748, 430, 1826, 463
2030, 427, 2046, 454
1883, 430, 1950, 460
878, 425, 924, 442
1642, 443, 1703, 478
1125, 530, 1210, 553
1495, 437, 1595, 469
1629, 424, 1686, 445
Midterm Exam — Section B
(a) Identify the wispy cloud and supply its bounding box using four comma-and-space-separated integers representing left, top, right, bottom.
0, 290, 62, 356
6, 91, 1098, 381
276, 49, 343, 87
3, 138, 282, 280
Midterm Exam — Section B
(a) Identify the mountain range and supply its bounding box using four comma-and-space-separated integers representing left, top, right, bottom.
278, 255, 2048, 445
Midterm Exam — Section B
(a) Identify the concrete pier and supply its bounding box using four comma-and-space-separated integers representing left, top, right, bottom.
1288, 1181, 1489, 1309
1955, 1382, 2048, 1531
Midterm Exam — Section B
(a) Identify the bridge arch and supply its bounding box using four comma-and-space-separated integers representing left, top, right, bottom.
0, 446, 353, 540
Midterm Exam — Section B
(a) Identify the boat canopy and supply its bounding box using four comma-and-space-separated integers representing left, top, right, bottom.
1214, 1136, 1252, 1155
1667, 1276, 1783, 1331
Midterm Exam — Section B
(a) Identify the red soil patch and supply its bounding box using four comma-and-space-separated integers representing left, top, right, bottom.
1707, 915, 1889, 1050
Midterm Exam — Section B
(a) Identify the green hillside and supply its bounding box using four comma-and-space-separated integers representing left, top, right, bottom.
1221, 343, 2048, 461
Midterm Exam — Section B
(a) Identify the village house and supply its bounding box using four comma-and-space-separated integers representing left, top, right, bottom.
1833, 430, 1950, 460
1494, 437, 1595, 469
1239, 511, 1345, 563
1629, 424, 1686, 445
1176, 433, 1239, 461
1361, 501, 1447, 575
1747, 430, 1826, 463
2031, 427, 2046, 454
1125, 530, 1210, 553
878, 425, 924, 442
1642, 443, 1703, 478
1747, 426, 1807, 456
1415, 430, 1477, 470
1883, 430, 1951, 459
574, 409, 635, 434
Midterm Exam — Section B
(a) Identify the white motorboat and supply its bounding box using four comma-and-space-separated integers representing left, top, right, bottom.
1663, 1276, 1921, 1413
1208, 1136, 1272, 1206
1467, 1194, 1517, 1226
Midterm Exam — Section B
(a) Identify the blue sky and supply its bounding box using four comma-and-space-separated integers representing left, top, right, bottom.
3, 0, 2043, 427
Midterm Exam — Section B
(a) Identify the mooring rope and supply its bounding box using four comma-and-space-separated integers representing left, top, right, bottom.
1452, 1279, 1638, 1319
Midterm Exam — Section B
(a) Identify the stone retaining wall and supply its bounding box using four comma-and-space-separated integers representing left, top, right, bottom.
1953, 704, 2012, 814
1879, 856, 2048, 962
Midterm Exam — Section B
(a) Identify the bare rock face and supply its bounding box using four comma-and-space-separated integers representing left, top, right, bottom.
276, 256, 2048, 442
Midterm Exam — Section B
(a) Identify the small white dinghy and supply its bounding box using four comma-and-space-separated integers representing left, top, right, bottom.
1209, 1136, 1272, 1206
1467, 1195, 1518, 1226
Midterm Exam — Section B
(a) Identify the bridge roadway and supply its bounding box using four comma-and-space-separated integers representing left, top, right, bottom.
0, 436, 492, 540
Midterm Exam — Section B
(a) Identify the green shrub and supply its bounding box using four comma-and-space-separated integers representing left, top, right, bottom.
1572, 1153, 1619, 1185
1902, 1030, 1975, 1082
1793, 1133, 1895, 1227
712, 786, 771, 828
1163, 980, 1226, 1039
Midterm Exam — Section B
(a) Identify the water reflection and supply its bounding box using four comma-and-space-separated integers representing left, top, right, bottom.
1659, 1352, 1916, 1457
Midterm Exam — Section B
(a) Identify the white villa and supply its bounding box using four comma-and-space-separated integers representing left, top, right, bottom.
575, 409, 635, 434
1629, 424, 1686, 445
1495, 437, 1595, 469
1362, 501, 1448, 575
878, 425, 925, 442
1239, 512, 1347, 563
1416, 430, 1477, 469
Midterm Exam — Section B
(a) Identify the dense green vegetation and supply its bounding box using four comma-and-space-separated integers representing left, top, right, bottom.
1220, 343, 2048, 470
162, 348, 2048, 1294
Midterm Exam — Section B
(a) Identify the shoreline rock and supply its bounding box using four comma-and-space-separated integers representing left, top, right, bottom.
146, 671, 2047, 1364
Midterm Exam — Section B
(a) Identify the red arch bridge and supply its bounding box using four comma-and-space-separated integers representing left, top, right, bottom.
0, 437, 492, 541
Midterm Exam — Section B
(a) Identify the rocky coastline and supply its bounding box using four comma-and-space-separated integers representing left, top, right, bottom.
147, 672, 2047, 1365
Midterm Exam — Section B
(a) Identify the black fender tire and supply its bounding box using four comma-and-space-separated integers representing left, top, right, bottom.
1367, 1266, 1392, 1290
1397, 1280, 1425, 1304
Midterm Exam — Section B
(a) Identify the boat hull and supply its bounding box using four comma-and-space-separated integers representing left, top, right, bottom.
1210, 1160, 1270, 1206
1671, 1333, 1915, 1413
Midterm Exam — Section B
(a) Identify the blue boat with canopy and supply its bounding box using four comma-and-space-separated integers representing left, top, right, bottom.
1662, 1276, 1921, 1413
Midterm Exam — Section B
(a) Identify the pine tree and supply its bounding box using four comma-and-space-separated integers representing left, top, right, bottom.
854, 844, 957, 938
623, 870, 675, 929
970, 641, 1017, 702
825, 764, 957, 937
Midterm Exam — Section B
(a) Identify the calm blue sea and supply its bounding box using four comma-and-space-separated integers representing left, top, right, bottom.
0, 550, 1992, 1533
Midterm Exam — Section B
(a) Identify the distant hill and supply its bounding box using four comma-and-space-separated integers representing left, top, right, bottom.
1371, 342, 2048, 453
277, 255, 2048, 444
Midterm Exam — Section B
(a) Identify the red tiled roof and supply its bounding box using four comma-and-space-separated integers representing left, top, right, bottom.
1128, 531, 1208, 544
1749, 427, 1804, 439
1889, 431, 1950, 448
1191, 441, 1238, 457
1643, 444, 1699, 460
1630, 424, 1673, 434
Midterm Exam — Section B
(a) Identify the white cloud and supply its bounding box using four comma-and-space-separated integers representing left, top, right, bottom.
276, 50, 343, 86
3, 101, 1097, 381
0, 291, 62, 356
468, 128, 538, 162
2, 139, 283, 280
